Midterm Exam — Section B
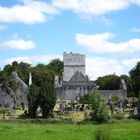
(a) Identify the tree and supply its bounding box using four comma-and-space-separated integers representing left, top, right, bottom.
27, 84, 39, 118
95, 75, 120, 90
38, 82, 56, 118
129, 62, 140, 96
90, 91, 109, 123
27, 83, 56, 118
31, 65, 55, 87
47, 59, 63, 76
27, 65, 56, 118
0, 61, 31, 108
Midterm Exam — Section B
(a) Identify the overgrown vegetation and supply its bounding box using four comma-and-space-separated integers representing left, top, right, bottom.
90, 91, 109, 123
130, 62, 140, 97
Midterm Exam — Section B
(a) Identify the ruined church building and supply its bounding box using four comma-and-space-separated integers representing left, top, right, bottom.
55, 52, 127, 102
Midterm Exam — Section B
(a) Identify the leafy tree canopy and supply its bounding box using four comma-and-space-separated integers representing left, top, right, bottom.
0, 61, 31, 85
95, 75, 120, 90
129, 62, 140, 96
47, 59, 63, 76
31, 65, 55, 87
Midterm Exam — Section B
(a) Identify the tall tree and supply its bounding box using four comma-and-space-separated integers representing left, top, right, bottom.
47, 59, 63, 76
31, 65, 55, 87
38, 82, 56, 118
27, 84, 39, 118
129, 62, 140, 96
95, 75, 120, 90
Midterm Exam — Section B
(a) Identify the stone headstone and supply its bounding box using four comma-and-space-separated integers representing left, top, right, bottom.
133, 107, 138, 116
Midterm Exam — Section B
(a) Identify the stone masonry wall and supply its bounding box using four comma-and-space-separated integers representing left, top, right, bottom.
56, 88, 127, 103
99, 90, 127, 102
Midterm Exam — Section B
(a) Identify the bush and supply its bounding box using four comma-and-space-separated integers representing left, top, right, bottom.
111, 96, 119, 102
94, 129, 111, 140
90, 91, 109, 123
112, 113, 124, 120
79, 94, 91, 104
0, 108, 10, 119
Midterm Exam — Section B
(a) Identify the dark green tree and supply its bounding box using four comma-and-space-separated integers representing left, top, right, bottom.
0, 61, 31, 86
129, 62, 140, 96
31, 65, 55, 87
27, 65, 56, 118
47, 59, 63, 76
95, 75, 120, 90
38, 82, 56, 118
27, 84, 39, 118
27, 83, 56, 118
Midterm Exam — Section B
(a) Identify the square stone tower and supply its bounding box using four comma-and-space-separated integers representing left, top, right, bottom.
63, 52, 85, 81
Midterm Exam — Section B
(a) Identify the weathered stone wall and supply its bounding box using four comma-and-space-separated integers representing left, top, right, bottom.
0, 72, 28, 108
98, 90, 127, 102
57, 88, 91, 101
0, 88, 13, 108
56, 88, 127, 103
63, 52, 85, 81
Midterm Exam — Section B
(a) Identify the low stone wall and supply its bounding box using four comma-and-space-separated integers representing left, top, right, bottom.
98, 90, 127, 102
56, 88, 127, 103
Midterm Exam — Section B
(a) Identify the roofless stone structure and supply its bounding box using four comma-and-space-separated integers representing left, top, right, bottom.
55, 52, 127, 102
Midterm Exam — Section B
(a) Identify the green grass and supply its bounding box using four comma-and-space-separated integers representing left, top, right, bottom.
0, 120, 140, 140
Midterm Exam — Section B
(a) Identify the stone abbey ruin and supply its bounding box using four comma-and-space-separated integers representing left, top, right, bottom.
55, 52, 127, 103
0, 52, 127, 108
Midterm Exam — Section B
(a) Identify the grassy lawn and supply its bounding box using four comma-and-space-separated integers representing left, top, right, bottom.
0, 120, 140, 140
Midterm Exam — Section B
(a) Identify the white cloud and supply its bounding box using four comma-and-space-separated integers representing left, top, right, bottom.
0, 39, 36, 50
76, 33, 140, 53
86, 57, 140, 80
5, 55, 62, 66
0, 24, 8, 30
52, 0, 129, 16
132, 28, 140, 33
0, 0, 59, 24
52, 0, 140, 19
5, 57, 32, 64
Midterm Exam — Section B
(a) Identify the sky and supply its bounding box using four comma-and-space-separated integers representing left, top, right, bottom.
0, 0, 140, 80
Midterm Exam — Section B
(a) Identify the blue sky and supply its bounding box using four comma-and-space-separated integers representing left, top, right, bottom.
0, 0, 140, 80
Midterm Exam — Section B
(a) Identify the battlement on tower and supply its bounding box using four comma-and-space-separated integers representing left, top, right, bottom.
63, 52, 85, 66
63, 52, 85, 81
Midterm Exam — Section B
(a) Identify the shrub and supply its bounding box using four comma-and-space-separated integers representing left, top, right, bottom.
111, 95, 119, 102
79, 94, 91, 104
0, 108, 9, 119
90, 91, 109, 123
112, 113, 124, 120
94, 129, 111, 140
